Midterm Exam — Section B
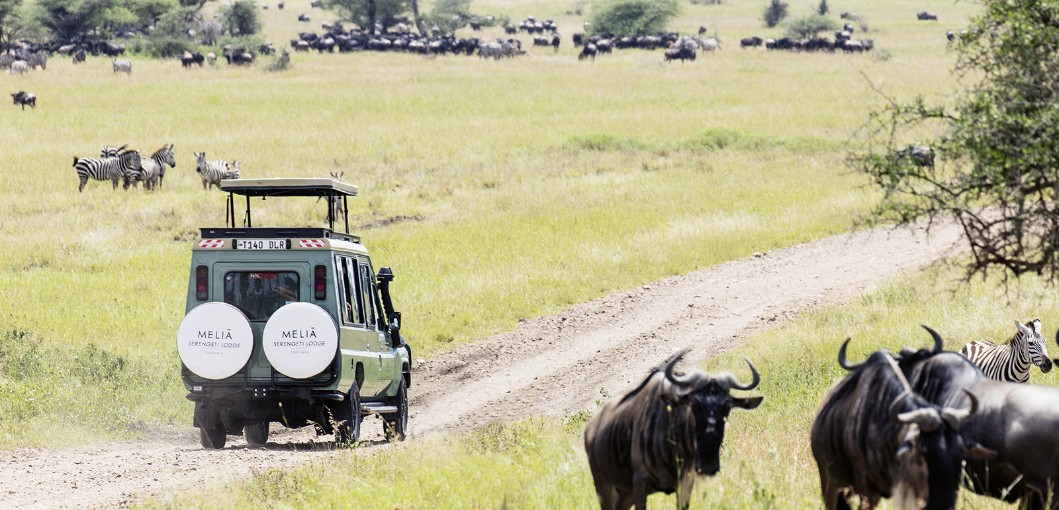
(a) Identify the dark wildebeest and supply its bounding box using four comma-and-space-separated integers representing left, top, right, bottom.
905, 336, 1059, 510
583, 350, 763, 510
894, 144, 935, 167
812, 329, 995, 510
917, 11, 939, 21
740, 36, 763, 48
578, 43, 597, 61
181, 51, 205, 68
11, 91, 35, 109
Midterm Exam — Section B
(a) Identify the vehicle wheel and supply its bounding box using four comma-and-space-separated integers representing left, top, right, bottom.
200, 426, 227, 449
243, 422, 269, 447
384, 379, 408, 442
334, 381, 362, 446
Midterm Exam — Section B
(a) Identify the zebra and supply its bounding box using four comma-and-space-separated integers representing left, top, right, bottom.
100, 145, 125, 158
960, 319, 1054, 383
113, 59, 132, 74
9, 60, 28, 75
74, 149, 142, 193
125, 144, 176, 190
195, 152, 232, 190
73, 49, 86, 64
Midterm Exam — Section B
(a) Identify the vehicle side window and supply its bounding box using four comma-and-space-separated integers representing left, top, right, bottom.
344, 256, 364, 325
360, 262, 376, 330
370, 277, 386, 330
336, 256, 354, 324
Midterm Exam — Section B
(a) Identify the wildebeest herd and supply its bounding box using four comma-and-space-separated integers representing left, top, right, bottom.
584, 319, 1059, 509
72, 144, 241, 193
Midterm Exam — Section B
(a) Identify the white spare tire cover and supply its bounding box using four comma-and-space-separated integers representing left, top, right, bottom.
262, 302, 338, 379
177, 302, 254, 380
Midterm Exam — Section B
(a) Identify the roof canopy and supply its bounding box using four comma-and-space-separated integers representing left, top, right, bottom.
220, 178, 359, 198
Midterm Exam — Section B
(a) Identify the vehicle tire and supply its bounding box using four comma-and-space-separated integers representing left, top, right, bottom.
334, 381, 362, 446
243, 422, 269, 447
384, 379, 408, 442
200, 426, 227, 449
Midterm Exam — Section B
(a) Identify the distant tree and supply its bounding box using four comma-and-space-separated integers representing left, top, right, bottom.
763, 0, 788, 28
323, 0, 409, 33
786, 14, 837, 39
589, 0, 680, 36
32, 0, 180, 41
0, 0, 22, 48
219, 0, 259, 35
851, 0, 1059, 281
33, 0, 114, 41
425, 0, 469, 33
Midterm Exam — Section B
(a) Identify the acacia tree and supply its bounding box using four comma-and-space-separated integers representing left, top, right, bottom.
852, 0, 1059, 281
763, 0, 788, 28
323, 0, 409, 33
589, 0, 679, 36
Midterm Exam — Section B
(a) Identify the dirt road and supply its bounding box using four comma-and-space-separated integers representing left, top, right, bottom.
0, 223, 964, 509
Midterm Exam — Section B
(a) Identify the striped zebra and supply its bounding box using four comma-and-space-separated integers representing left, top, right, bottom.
100, 145, 125, 158
960, 319, 1053, 383
9, 60, 28, 75
125, 144, 176, 190
195, 152, 232, 190
113, 59, 132, 74
74, 149, 142, 192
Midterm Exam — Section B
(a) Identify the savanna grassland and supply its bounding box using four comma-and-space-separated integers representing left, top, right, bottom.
4, 0, 1051, 507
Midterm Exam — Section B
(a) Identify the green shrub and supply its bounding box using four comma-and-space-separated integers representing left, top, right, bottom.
589, 0, 680, 36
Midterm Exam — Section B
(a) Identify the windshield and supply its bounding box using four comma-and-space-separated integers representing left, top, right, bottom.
223, 271, 300, 321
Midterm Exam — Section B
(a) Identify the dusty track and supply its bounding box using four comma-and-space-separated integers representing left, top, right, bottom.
0, 223, 964, 509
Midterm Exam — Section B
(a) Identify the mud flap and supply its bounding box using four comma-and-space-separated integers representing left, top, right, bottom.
193, 401, 223, 430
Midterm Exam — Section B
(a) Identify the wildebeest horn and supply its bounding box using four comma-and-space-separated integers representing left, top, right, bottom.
892, 393, 943, 432
941, 389, 978, 425
664, 348, 696, 388
922, 325, 944, 353
726, 358, 760, 391
837, 337, 864, 371
116, 144, 127, 152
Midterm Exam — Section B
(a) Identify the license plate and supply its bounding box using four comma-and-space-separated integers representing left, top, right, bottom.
235, 239, 288, 250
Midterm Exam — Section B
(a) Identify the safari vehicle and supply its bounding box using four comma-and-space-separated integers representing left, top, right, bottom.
176, 178, 410, 449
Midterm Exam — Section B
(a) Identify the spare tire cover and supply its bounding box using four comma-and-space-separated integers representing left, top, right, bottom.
177, 302, 254, 380
262, 302, 339, 379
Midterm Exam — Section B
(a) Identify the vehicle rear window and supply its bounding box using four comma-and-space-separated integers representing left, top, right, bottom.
223, 271, 300, 321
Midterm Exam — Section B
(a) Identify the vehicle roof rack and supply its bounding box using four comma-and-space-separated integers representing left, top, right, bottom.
220, 178, 358, 233
220, 178, 359, 197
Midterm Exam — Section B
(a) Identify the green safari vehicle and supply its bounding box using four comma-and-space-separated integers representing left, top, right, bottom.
176, 177, 410, 449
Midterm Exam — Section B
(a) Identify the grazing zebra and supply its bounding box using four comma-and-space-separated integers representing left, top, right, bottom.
195, 152, 232, 190
74, 149, 142, 193
113, 59, 132, 74
960, 319, 1053, 383
125, 145, 176, 190
9, 60, 28, 75
100, 145, 125, 158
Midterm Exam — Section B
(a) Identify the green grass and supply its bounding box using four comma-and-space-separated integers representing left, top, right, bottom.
0, 0, 981, 452
143, 260, 1059, 509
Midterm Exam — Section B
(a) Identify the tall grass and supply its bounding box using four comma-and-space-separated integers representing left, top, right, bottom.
0, 0, 978, 446
143, 261, 1056, 509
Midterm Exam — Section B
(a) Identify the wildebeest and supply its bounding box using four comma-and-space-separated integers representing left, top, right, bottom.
578, 43, 597, 61
917, 11, 939, 21
812, 330, 994, 510
298, 13, 310, 22
664, 46, 696, 62
11, 91, 35, 109
73, 49, 86, 64
583, 350, 762, 510
181, 51, 205, 68
740, 36, 764, 48
894, 144, 934, 167
904, 341, 1059, 509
